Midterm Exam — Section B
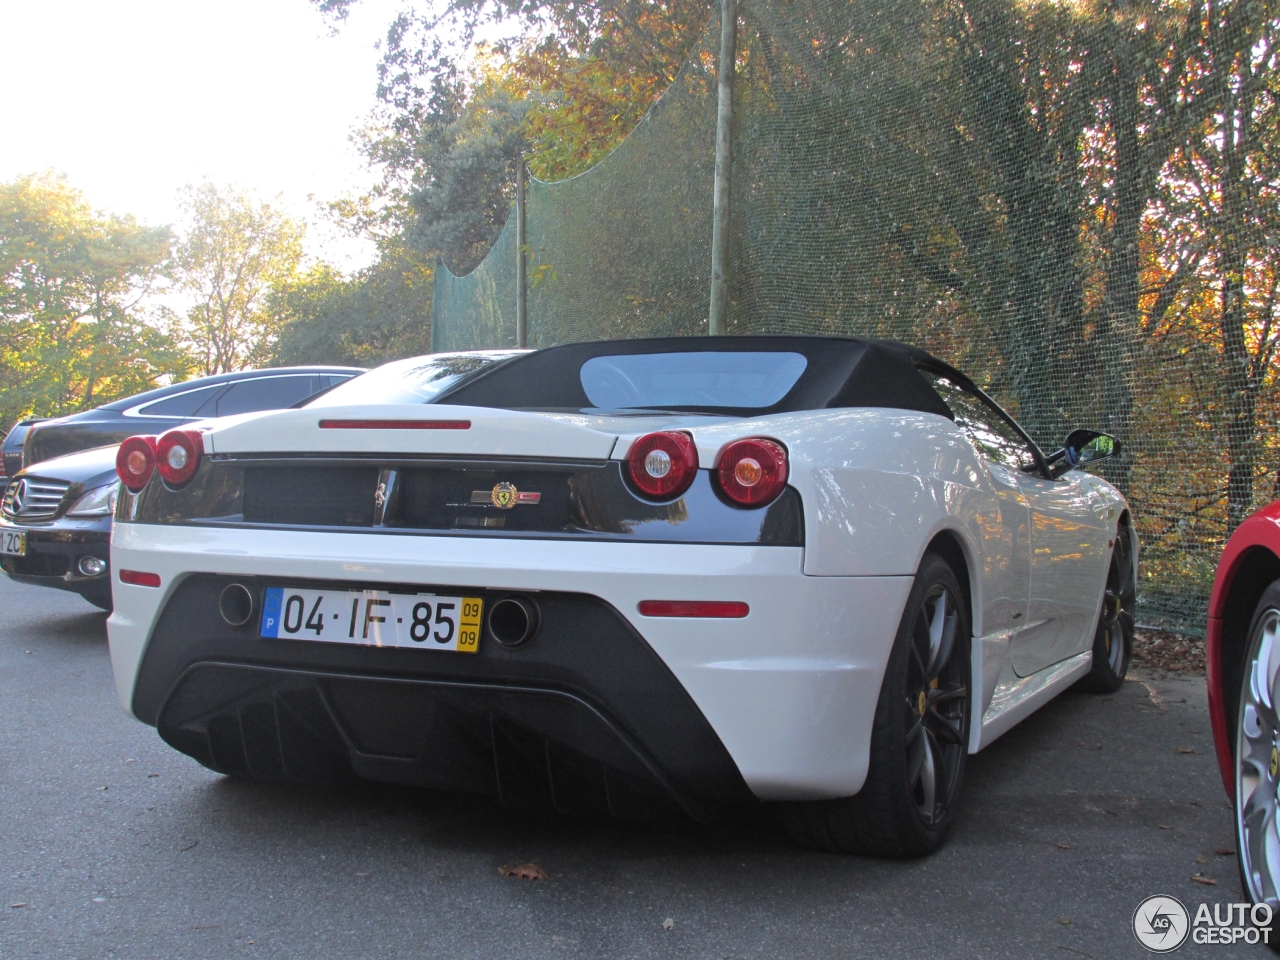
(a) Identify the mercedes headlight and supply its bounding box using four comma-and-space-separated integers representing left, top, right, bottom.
67, 483, 119, 518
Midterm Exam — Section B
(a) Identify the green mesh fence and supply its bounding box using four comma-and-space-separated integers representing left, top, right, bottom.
433, 0, 1280, 636
431, 212, 519, 350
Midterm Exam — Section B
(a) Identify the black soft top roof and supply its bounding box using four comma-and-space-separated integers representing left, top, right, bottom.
438, 335, 966, 419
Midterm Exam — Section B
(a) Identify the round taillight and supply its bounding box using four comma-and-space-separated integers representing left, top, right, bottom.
116, 436, 157, 492
156, 429, 203, 487
626, 431, 699, 500
716, 438, 788, 506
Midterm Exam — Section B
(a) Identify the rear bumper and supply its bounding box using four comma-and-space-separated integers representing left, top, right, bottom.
108, 524, 913, 803
0, 517, 111, 602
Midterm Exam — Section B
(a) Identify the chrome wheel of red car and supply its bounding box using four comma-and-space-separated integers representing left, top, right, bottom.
1237, 589, 1280, 915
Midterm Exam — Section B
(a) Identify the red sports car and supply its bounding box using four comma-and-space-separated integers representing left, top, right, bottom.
1208, 499, 1280, 919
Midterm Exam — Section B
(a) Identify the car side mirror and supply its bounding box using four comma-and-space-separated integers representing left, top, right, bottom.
1046, 429, 1119, 478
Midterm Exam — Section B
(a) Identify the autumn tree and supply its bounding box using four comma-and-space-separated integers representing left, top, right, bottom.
0, 173, 187, 429
313, 0, 708, 271
168, 183, 305, 374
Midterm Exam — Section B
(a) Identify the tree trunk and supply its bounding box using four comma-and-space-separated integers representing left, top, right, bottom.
1098, 49, 1143, 494
959, 0, 1086, 446
1214, 19, 1261, 535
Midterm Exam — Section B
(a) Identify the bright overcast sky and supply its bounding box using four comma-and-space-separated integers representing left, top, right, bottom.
0, 0, 406, 269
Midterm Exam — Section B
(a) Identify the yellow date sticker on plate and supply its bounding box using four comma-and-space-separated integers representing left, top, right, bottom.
457, 597, 483, 652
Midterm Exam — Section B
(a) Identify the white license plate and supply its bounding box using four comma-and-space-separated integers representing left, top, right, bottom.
0, 530, 24, 556
260, 586, 483, 653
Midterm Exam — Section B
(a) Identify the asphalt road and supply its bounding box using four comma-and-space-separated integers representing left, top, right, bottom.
0, 574, 1262, 959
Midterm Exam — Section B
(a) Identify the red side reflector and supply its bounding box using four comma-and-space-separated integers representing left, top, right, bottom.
318, 420, 471, 430
119, 569, 161, 587
637, 600, 749, 618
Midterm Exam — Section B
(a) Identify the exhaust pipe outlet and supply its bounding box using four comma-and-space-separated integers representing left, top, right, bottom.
487, 596, 539, 647
219, 583, 256, 627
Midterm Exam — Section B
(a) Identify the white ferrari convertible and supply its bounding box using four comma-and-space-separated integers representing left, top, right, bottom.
105, 337, 1135, 857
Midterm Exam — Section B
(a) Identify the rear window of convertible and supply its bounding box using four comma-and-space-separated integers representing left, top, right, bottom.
579, 352, 808, 410
306, 353, 522, 407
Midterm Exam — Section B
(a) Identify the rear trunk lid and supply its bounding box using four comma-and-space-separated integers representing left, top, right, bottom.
205, 405, 624, 461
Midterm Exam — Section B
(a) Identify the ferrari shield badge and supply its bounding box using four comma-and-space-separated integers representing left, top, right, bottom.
472, 482, 541, 509
491, 482, 519, 509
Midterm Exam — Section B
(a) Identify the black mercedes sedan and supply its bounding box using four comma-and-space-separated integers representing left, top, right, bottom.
0, 365, 362, 609
15, 366, 363, 469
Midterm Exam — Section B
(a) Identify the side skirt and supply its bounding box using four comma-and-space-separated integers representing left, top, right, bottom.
969, 651, 1093, 752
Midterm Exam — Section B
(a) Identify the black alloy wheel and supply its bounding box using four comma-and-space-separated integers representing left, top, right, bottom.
781, 553, 971, 857
1077, 525, 1136, 694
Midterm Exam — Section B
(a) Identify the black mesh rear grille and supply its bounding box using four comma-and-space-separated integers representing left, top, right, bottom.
243, 466, 377, 526
400, 466, 575, 531
134, 458, 803, 545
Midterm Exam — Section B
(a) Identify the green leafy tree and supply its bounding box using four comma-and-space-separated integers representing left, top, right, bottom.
313, 0, 708, 271
271, 242, 435, 366
0, 173, 188, 430
169, 183, 305, 374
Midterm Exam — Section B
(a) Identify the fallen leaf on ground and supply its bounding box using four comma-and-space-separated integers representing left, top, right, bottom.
147, 773, 159, 778
1159, 824, 1175, 830
92, 897, 105, 903
180, 840, 199, 852
1054, 842, 1071, 850
10, 903, 26, 908
1178, 747, 1195, 754
96, 786, 108, 791
498, 863, 548, 880
1059, 918, 1071, 925
1215, 847, 1236, 856
1191, 873, 1217, 885
662, 917, 674, 931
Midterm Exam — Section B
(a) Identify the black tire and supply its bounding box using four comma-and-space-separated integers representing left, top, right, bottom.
1076, 524, 1136, 694
781, 553, 971, 858
1233, 580, 1280, 952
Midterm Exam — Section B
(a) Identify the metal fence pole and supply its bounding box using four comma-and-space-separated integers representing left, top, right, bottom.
516, 151, 528, 348
708, 0, 737, 336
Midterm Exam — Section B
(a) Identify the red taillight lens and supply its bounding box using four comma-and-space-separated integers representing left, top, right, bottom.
155, 429, 203, 487
716, 438, 789, 506
116, 436, 157, 491
119, 569, 161, 587
626, 431, 699, 500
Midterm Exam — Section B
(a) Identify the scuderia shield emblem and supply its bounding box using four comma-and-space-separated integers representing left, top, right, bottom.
491, 482, 519, 509
472, 482, 542, 509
